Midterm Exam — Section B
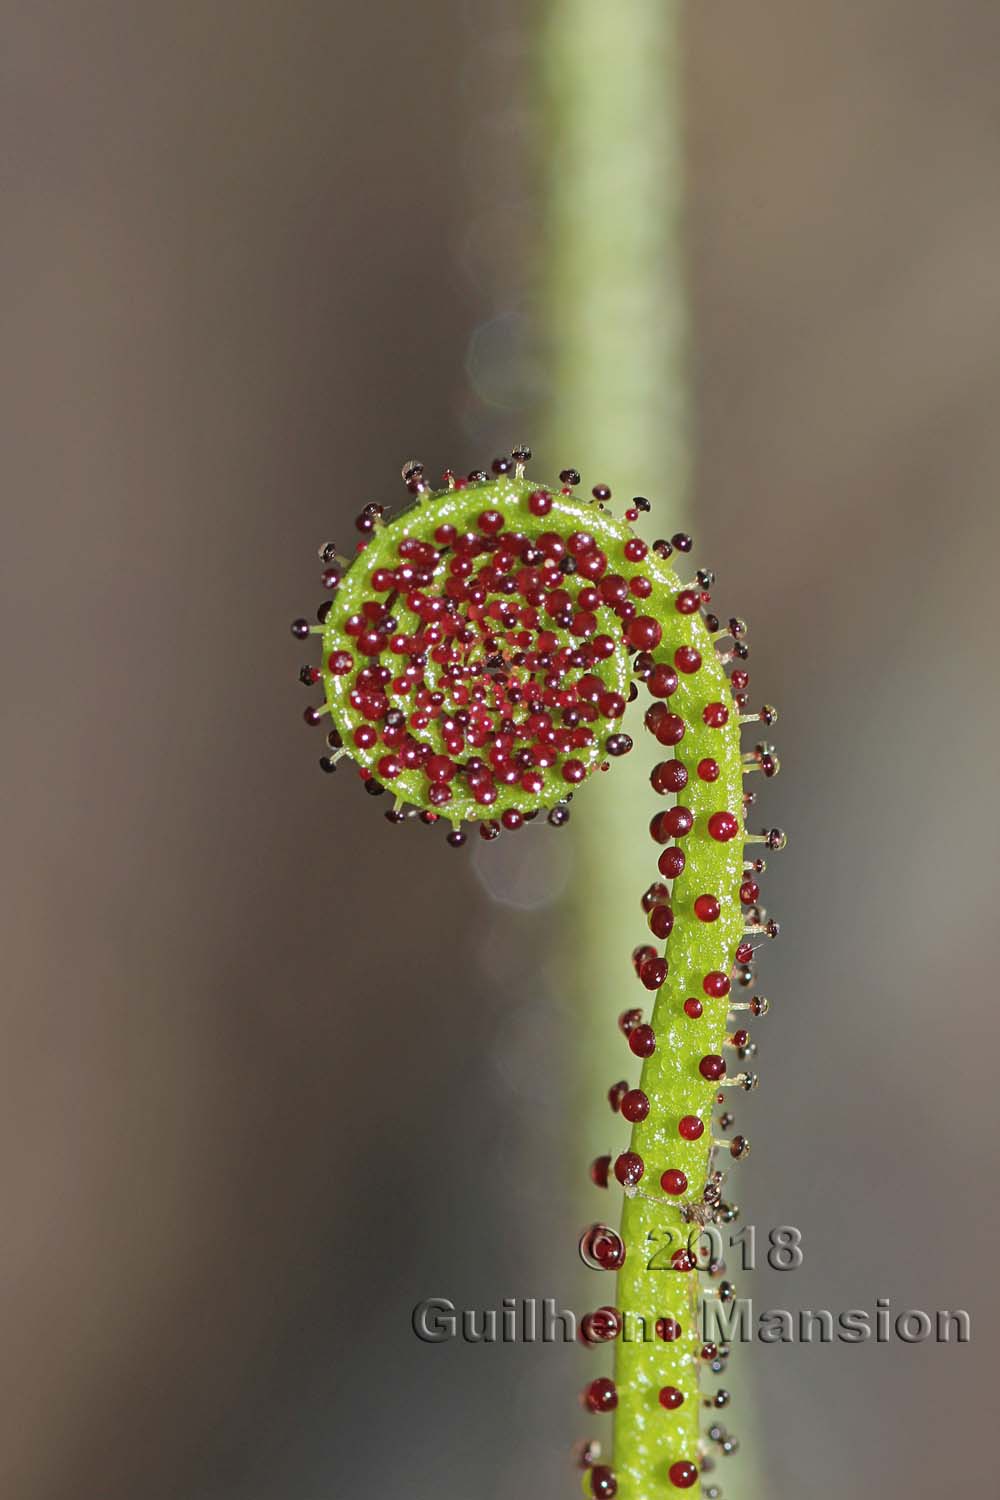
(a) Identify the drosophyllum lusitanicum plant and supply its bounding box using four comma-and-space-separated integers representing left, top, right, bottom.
292, 446, 783, 1500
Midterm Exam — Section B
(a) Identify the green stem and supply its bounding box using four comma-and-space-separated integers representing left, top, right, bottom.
611, 611, 746, 1497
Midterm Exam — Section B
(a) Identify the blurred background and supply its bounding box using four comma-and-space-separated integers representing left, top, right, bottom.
2, 2, 999, 1497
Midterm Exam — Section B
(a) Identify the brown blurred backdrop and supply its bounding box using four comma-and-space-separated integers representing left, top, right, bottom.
1, 3, 998, 1497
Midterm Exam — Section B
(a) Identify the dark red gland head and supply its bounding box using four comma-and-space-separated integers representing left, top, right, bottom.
659, 1386, 685, 1410
668, 1460, 698, 1489
658, 847, 686, 880
660, 1168, 688, 1196
707, 810, 740, 842
632, 943, 657, 975
641, 881, 670, 913
647, 663, 678, 698
579, 1224, 627, 1271
651, 759, 688, 795
662, 806, 693, 838
614, 1151, 645, 1187
626, 615, 662, 651
590, 1465, 618, 1498
590, 1154, 612, 1188
639, 956, 668, 991
581, 1306, 622, 1344
628, 1023, 656, 1058
649, 904, 674, 940
620, 1089, 650, 1123
584, 1377, 618, 1414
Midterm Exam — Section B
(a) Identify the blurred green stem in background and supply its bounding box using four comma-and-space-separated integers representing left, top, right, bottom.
540, 0, 689, 497
539, 0, 689, 1124
539, 0, 688, 1168
539, 3, 763, 1493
